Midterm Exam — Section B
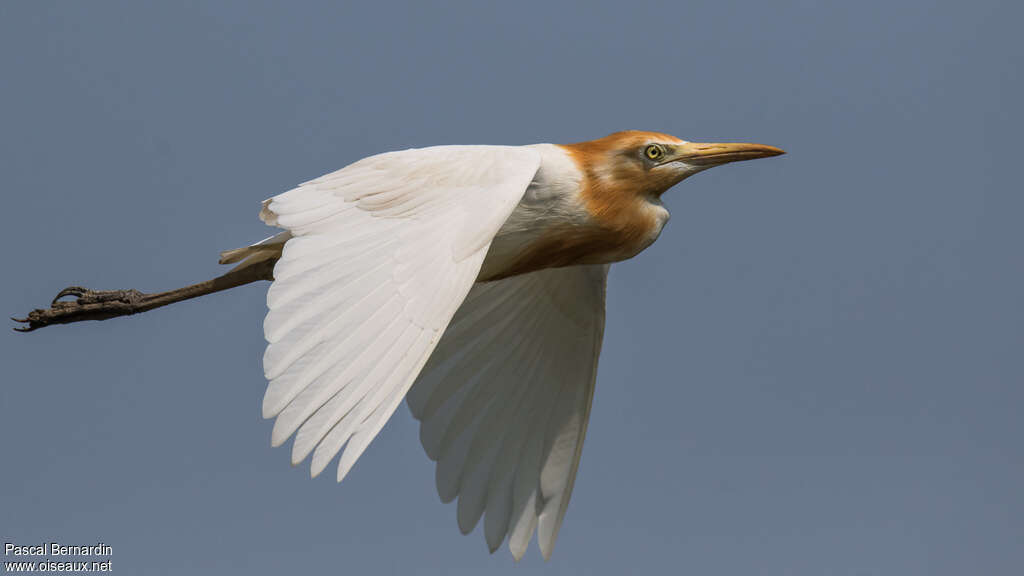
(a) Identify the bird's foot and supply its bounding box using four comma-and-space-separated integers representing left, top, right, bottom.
13, 286, 147, 332
48, 286, 146, 307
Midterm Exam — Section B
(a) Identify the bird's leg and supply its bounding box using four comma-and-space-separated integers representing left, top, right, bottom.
13, 258, 275, 333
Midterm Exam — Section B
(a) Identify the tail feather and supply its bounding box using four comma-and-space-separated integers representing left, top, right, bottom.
219, 231, 291, 272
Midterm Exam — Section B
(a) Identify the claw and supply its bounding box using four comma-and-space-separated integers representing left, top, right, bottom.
11, 316, 35, 333
52, 286, 87, 305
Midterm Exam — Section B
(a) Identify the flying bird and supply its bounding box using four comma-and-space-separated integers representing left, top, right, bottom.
16, 130, 783, 559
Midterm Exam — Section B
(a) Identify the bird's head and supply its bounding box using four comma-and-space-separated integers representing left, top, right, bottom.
562, 130, 785, 199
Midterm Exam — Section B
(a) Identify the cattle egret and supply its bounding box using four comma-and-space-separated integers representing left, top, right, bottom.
16, 130, 784, 559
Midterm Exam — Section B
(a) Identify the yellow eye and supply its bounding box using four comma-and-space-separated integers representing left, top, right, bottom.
645, 144, 664, 160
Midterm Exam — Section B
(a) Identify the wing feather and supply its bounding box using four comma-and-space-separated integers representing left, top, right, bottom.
259, 145, 541, 484
408, 264, 609, 559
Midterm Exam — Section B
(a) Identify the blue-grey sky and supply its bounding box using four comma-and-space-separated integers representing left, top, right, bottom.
2, 1, 1021, 574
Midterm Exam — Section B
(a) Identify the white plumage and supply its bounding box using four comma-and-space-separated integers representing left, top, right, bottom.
260, 146, 543, 485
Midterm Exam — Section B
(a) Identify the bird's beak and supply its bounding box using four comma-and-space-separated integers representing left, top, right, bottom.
671, 141, 785, 167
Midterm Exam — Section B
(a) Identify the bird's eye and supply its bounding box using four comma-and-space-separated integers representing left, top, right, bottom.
644, 144, 664, 161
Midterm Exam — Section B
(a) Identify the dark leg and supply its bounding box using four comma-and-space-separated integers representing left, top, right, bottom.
13, 258, 275, 333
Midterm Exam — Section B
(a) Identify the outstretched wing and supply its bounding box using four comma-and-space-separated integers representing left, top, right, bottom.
407, 264, 609, 560
260, 145, 541, 483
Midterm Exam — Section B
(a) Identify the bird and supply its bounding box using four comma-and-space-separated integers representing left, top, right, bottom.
16, 130, 783, 560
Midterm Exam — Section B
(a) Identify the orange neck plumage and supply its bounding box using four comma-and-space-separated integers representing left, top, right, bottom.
480, 132, 679, 281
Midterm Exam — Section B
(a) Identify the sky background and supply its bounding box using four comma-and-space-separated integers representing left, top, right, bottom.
2, 1, 1022, 574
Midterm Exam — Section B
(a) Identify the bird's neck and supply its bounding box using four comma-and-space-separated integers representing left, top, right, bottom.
477, 144, 668, 282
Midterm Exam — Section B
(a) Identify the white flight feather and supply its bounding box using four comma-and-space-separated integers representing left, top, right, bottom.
407, 264, 609, 560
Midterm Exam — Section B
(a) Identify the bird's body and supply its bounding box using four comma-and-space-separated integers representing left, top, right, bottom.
19, 130, 783, 561
215, 131, 783, 559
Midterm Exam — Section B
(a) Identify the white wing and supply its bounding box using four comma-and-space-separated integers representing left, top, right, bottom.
260, 145, 541, 483
407, 264, 609, 560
